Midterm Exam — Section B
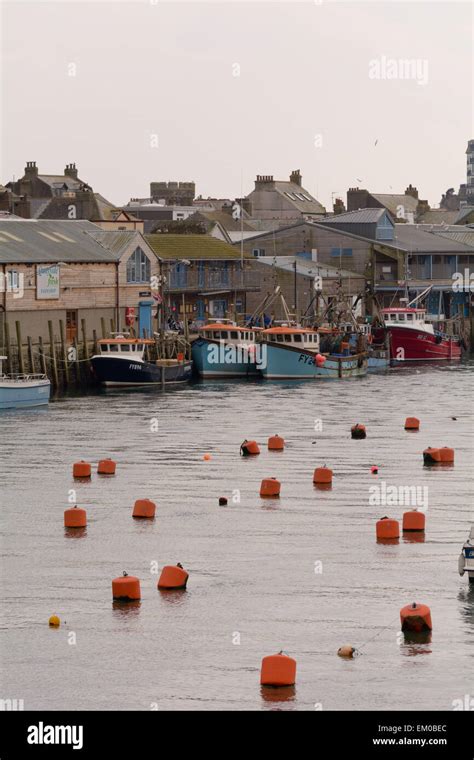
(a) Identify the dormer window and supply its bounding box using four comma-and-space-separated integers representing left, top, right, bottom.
126, 247, 151, 284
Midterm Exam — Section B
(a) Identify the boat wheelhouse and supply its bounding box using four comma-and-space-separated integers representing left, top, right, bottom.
374, 307, 462, 362
0, 356, 50, 410
258, 326, 367, 380
458, 525, 474, 584
91, 335, 192, 387
191, 320, 260, 378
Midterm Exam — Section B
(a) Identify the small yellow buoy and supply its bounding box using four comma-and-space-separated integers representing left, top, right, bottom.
49, 615, 60, 627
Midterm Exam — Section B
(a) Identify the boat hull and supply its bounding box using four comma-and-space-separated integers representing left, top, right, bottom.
191, 337, 259, 378
374, 326, 462, 362
0, 379, 50, 409
257, 343, 367, 379
91, 356, 192, 386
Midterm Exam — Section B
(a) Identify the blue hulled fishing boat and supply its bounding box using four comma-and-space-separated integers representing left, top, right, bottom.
0, 356, 50, 409
191, 320, 261, 378
257, 327, 367, 379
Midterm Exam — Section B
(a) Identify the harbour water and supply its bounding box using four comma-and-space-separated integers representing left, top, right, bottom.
1, 362, 473, 711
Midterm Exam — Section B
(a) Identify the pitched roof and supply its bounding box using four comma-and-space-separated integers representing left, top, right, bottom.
417, 209, 460, 225
370, 192, 418, 216
432, 229, 474, 248
191, 209, 257, 232
87, 229, 155, 257
37, 174, 83, 191
145, 234, 251, 260
0, 220, 118, 263
273, 181, 326, 214
388, 224, 474, 253
319, 208, 389, 224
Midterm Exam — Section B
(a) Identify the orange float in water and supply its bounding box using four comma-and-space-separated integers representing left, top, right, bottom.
376, 516, 400, 540
268, 435, 285, 451
64, 505, 87, 528
158, 563, 189, 590
260, 478, 281, 497
132, 499, 156, 519
405, 417, 420, 430
403, 510, 425, 532
439, 446, 454, 463
351, 424, 366, 439
203, 453, 212, 461
97, 458, 116, 475
400, 602, 432, 632
112, 572, 141, 601
260, 652, 296, 687
240, 440, 260, 457
313, 466, 333, 484
73, 461, 91, 478
423, 447, 441, 464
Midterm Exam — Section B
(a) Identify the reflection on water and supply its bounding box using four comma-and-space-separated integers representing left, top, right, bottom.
1, 360, 473, 710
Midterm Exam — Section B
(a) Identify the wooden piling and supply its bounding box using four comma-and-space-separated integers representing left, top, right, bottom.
27, 336, 34, 373
73, 337, 79, 382
59, 319, 69, 385
48, 320, 59, 387
81, 319, 89, 361
92, 329, 98, 355
110, 318, 115, 334
4, 321, 12, 374
15, 321, 24, 374
38, 336, 47, 375
101, 317, 107, 339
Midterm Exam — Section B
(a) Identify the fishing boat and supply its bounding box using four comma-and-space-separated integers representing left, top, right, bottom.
257, 326, 368, 379
319, 323, 390, 371
373, 307, 462, 362
91, 336, 192, 386
191, 320, 261, 378
0, 356, 50, 409
458, 525, 474, 584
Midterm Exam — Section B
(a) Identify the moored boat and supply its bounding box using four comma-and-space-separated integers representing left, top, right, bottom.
91, 336, 192, 387
373, 307, 462, 362
0, 356, 50, 409
191, 320, 261, 378
257, 326, 368, 379
458, 525, 474, 584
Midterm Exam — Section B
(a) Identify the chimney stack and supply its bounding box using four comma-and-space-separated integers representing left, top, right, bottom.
405, 184, 418, 199
290, 169, 302, 186
24, 161, 38, 177
65, 163, 78, 180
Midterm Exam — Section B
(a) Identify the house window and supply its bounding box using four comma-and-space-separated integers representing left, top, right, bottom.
126, 247, 151, 284
253, 248, 265, 257
7, 270, 19, 289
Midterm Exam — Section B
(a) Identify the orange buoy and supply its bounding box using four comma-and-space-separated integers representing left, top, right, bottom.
351, 424, 366, 439
439, 446, 454, 463
97, 458, 116, 475
337, 646, 355, 659
268, 435, 284, 451
405, 417, 420, 430
371, 465, 378, 474
112, 572, 141, 601
240, 439, 260, 456
313, 466, 333, 484
203, 453, 212, 461
260, 652, 296, 687
315, 353, 326, 367
132, 499, 156, 519
260, 478, 281, 497
157, 563, 189, 590
64, 505, 87, 528
403, 510, 425, 532
73, 461, 91, 478
400, 602, 432, 632
376, 516, 400, 540
423, 447, 441, 464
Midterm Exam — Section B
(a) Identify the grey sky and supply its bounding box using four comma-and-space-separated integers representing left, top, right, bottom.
1, 0, 472, 210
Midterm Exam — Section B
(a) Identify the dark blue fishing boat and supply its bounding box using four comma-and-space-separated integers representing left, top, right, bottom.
91, 336, 192, 387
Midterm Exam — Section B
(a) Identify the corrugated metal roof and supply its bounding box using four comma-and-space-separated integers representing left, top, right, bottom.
320, 208, 387, 224
87, 229, 142, 256
388, 225, 474, 253
256, 255, 362, 280
432, 230, 474, 248
371, 193, 418, 216
0, 220, 118, 263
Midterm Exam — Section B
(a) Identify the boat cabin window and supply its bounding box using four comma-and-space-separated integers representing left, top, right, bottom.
137, 344, 143, 351
293, 334, 302, 343
397, 314, 405, 321
101, 344, 108, 352
230, 331, 238, 339
284, 334, 292, 342
277, 335, 284, 342
121, 344, 131, 351
406, 313, 413, 321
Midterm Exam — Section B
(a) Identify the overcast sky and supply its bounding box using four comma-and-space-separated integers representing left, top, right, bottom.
1, 0, 472, 210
